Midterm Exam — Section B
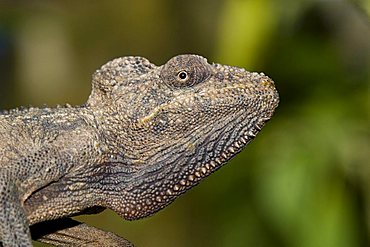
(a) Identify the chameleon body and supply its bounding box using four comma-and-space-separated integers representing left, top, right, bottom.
0, 54, 279, 246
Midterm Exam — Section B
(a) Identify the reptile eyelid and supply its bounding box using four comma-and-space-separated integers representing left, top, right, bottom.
160, 55, 212, 87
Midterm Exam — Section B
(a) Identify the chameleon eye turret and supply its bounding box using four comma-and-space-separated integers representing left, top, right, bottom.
160, 54, 212, 87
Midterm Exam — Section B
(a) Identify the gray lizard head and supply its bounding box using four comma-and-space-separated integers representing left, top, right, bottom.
87, 54, 279, 220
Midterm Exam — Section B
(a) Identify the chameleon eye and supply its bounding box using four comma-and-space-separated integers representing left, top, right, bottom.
177, 71, 188, 81
160, 55, 212, 88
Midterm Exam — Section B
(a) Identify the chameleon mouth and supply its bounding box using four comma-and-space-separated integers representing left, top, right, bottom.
161, 82, 279, 198
146, 81, 279, 198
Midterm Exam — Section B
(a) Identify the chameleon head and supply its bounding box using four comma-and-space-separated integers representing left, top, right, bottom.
88, 54, 279, 220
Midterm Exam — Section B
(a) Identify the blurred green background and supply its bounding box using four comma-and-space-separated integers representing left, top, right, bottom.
0, 0, 369, 246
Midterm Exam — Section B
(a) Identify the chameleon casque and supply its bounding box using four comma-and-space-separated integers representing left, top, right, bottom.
0, 54, 279, 246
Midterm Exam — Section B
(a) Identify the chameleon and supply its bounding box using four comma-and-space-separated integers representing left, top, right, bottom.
0, 54, 279, 246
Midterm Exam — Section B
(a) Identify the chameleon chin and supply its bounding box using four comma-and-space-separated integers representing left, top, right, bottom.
0, 54, 279, 246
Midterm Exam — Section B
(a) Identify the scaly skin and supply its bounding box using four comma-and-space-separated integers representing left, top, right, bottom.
0, 54, 279, 246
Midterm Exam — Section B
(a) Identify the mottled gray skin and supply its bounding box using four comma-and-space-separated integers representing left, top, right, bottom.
0, 54, 279, 246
